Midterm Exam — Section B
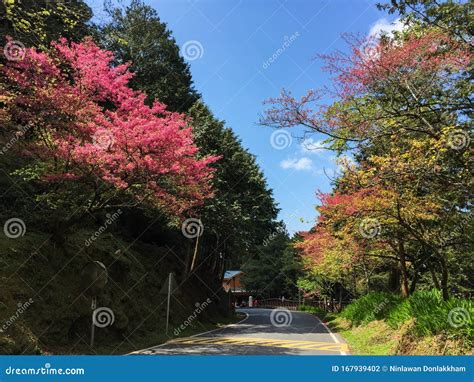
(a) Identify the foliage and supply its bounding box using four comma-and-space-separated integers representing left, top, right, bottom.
341, 291, 473, 343
0, 0, 93, 49
263, 0, 473, 299
386, 290, 473, 339
378, 0, 473, 42
340, 292, 401, 325
189, 101, 280, 274
1, 0, 471, 356
99, 0, 282, 279
1, 37, 218, 221
242, 229, 302, 298
298, 305, 326, 316
100, 0, 199, 112
0, 0, 284, 356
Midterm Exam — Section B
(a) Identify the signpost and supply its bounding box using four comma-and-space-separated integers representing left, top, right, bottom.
80, 261, 108, 348
90, 296, 97, 347
159, 273, 178, 335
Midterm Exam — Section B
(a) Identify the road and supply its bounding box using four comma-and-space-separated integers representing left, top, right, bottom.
131, 308, 349, 355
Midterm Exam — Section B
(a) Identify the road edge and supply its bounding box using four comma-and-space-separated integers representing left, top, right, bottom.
190, 311, 250, 337
313, 314, 349, 355
127, 311, 250, 355
280, 309, 350, 356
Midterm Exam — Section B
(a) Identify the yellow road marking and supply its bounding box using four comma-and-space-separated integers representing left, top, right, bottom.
168, 336, 346, 352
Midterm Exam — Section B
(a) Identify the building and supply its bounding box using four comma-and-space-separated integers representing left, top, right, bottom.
223, 270, 244, 293
223, 270, 252, 306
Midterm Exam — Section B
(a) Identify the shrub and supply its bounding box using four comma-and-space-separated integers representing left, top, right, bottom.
298, 305, 326, 315
342, 290, 473, 344
387, 290, 473, 341
340, 292, 401, 326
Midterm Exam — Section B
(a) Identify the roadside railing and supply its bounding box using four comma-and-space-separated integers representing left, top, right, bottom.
259, 298, 351, 313
258, 298, 299, 311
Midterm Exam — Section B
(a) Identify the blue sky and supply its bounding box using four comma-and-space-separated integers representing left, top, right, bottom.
87, 0, 401, 234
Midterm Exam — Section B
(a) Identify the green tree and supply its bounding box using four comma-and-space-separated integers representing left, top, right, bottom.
0, 0, 92, 49
378, 0, 473, 41
99, 0, 281, 287
188, 101, 279, 277
100, 0, 198, 111
262, 2, 473, 299
242, 229, 302, 299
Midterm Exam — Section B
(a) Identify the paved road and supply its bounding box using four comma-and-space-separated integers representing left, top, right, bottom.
131, 308, 348, 355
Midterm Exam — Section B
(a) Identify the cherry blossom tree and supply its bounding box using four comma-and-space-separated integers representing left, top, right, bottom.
262, 27, 472, 299
1, 37, 219, 222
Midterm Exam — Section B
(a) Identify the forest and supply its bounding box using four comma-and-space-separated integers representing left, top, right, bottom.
261, 0, 473, 354
0, 0, 472, 355
0, 0, 289, 354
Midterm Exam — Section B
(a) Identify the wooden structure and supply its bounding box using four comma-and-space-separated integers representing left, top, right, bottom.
223, 270, 253, 306
223, 270, 244, 293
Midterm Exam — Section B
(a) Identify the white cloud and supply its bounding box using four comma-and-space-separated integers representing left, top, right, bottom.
300, 138, 328, 153
369, 17, 404, 38
280, 157, 313, 171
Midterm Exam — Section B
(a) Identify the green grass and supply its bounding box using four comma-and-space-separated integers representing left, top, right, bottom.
298, 304, 327, 317
340, 292, 401, 325
328, 290, 474, 355
387, 290, 473, 340
330, 318, 397, 355
338, 290, 473, 341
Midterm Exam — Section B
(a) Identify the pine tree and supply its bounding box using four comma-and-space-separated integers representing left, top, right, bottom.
100, 0, 199, 112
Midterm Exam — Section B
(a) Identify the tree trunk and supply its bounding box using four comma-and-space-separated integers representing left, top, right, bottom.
351, 270, 357, 296
388, 266, 400, 292
338, 285, 343, 312
409, 267, 418, 294
362, 257, 370, 293
184, 241, 193, 274
190, 234, 200, 272
429, 264, 441, 290
397, 233, 410, 297
438, 256, 449, 301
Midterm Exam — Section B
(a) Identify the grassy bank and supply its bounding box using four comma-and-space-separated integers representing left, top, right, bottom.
300, 290, 473, 355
